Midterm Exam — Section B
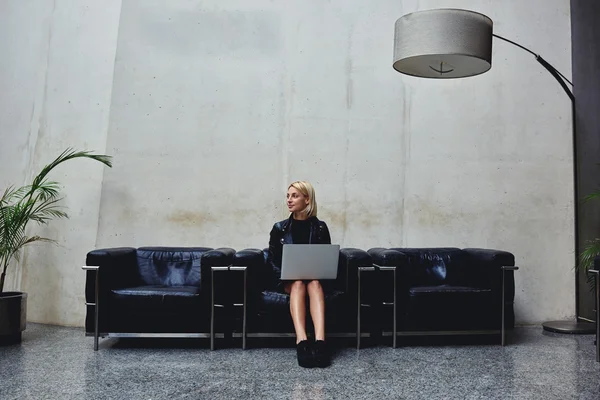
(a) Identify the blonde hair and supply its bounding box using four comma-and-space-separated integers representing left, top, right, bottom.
288, 181, 318, 218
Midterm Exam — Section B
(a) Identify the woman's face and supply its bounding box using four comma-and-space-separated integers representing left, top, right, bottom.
287, 187, 309, 213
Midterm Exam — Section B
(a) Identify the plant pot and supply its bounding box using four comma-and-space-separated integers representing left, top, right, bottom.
0, 292, 27, 345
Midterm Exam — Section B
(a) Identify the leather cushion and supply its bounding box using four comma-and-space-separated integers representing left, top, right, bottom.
110, 285, 202, 312
135, 247, 211, 286
407, 285, 496, 329
390, 248, 468, 286
233, 248, 271, 293
259, 289, 346, 315
409, 285, 491, 295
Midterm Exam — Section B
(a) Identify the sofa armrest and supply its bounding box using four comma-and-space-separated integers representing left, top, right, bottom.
200, 247, 235, 294
462, 248, 515, 268
367, 248, 408, 267
233, 248, 266, 284
231, 248, 268, 313
338, 248, 372, 294
463, 248, 517, 305
367, 248, 410, 278
233, 248, 266, 276
367, 248, 414, 309
85, 247, 137, 300
201, 247, 236, 267
84, 247, 137, 334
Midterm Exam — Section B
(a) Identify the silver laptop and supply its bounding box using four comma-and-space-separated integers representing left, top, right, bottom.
281, 244, 340, 280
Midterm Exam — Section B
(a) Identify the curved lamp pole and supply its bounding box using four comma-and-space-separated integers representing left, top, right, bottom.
392, 8, 592, 334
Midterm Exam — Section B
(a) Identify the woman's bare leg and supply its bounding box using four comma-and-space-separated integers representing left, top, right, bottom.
285, 280, 308, 343
307, 280, 326, 341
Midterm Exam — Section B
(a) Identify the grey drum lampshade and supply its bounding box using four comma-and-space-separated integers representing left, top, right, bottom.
393, 9, 493, 78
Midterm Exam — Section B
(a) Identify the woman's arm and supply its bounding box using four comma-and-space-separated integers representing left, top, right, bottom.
320, 221, 332, 244
266, 224, 283, 278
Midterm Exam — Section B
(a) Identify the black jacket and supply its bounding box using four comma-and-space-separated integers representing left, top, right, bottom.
266, 215, 331, 283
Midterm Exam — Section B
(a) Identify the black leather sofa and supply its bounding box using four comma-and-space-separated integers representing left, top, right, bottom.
227, 247, 374, 349
82, 245, 518, 350
83, 246, 235, 350
367, 247, 518, 346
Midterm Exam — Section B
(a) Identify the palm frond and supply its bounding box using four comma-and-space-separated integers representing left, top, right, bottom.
0, 221, 25, 262
31, 180, 62, 201
583, 190, 600, 203
28, 197, 68, 224
1, 185, 31, 205
29, 148, 112, 192
8, 236, 56, 262
0, 147, 112, 292
578, 239, 600, 292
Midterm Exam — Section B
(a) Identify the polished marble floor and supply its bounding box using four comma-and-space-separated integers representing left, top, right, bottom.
1, 324, 599, 399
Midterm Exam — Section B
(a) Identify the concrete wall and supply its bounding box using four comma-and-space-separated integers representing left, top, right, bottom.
0, 0, 122, 325
0, 0, 573, 326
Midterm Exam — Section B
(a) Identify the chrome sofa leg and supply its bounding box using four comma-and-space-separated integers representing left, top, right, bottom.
357, 266, 377, 349
392, 267, 397, 349
243, 268, 247, 351
502, 268, 505, 346
211, 267, 215, 351
229, 266, 248, 350
82, 266, 100, 351
95, 269, 99, 351
501, 266, 518, 346
597, 272, 600, 363
357, 268, 362, 350
376, 265, 397, 348
590, 269, 600, 362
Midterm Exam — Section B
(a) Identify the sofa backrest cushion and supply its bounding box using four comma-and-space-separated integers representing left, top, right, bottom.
136, 247, 212, 286
389, 247, 468, 286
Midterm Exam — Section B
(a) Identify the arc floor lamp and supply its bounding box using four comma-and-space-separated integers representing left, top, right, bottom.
392, 8, 593, 334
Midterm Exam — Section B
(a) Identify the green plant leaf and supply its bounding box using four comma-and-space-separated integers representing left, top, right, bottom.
583, 189, 600, 203
0, 148, 112, 292
578, 239, 600, 292
28, 148, 112, 195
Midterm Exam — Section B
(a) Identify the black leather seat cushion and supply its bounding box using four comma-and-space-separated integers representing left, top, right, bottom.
407, 285, 495, 330
259, 289, 346, 315
409, 285, 491, 295
251, 289, 348, 333
111, 285, 202, 312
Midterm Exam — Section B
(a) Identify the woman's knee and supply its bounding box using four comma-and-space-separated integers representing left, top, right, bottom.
290, 280, 307, 292
307, 279, 322, 291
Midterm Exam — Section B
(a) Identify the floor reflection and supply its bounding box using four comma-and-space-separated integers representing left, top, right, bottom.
0, 324, 599, 399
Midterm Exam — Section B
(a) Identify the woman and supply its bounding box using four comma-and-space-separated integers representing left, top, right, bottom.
266, 181, 332, 368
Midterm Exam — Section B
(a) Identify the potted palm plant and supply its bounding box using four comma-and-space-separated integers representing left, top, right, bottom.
579, 190, 600, 297
0, 149, 111, 345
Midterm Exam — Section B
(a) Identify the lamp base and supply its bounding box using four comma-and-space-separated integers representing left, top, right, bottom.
542, 320, 595, 334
